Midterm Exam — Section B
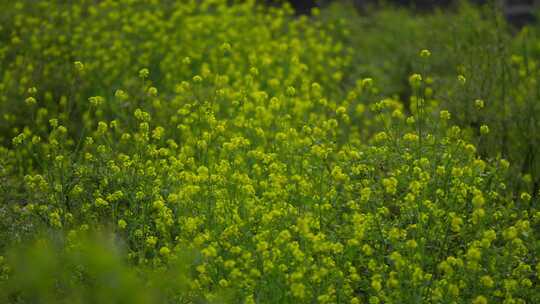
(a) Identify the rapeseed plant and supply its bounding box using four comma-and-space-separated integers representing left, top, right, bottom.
0, 0, 538, 303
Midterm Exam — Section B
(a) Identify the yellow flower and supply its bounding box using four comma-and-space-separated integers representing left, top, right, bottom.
220, 42, 231, 53
419, 49, 431, 58
480, 275, 494, 288
360, 187, 371, 202
88, 96, 105, 107
480, 125, 489, 135
440, 110, 451, 120
371, 279, 382, 292
409, 73, 422, 87
145, 236, 158, 247
472, 192, 485, 208
448, 284, 459, 297
457, 74, 466, 85
192, 75, 203, 83
139, 68, 150, 79
466, 247, 481, 261
382, 177, 398, 195
472, 295, 487, 304
74, 60, 84, 71
361, 78, 374, 88
148, 86, 158, 96
451, 215, 463, 233
24, 96, 37, 106
97, 121, 108, 135
118, 219, 127, 230
159, 246, 170, 257
406, 239, 418, 249
291, 282, 305, 299
520, 192, 531, 203
218, 279, 228, 288
95, 197, 108, 208
503, 227, 518, 240
286, 86, 296, 97
475, 99, 485, 109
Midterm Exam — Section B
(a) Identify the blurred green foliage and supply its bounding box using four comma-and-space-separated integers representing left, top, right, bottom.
0, 232, 200, 304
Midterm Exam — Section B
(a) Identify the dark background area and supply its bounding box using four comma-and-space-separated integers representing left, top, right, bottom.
279, 0, 538, 26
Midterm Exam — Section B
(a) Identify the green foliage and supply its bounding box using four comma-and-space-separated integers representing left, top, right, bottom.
0, 0, 539, 303
0, 233, 195, 304
324, 1, 540, 192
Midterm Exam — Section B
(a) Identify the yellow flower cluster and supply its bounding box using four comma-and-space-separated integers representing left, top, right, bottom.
0, 1, 538, 303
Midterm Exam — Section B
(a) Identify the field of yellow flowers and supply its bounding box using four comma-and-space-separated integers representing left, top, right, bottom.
0, 0, 539, 303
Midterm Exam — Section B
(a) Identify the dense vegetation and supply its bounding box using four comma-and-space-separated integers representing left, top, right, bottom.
0, 0, 539, 303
